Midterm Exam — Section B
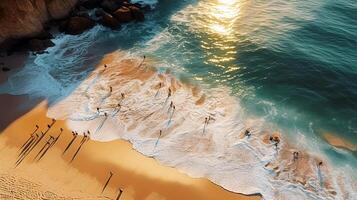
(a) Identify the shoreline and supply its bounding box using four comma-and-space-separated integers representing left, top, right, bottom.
0, 99, 259, 200
1, 50, 356, 199
45, 51, 354, 199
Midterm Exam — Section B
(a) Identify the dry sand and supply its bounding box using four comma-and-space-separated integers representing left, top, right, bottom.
0, 100, 260, 200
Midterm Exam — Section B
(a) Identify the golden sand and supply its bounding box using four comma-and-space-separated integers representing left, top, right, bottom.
0, 101, 259, 200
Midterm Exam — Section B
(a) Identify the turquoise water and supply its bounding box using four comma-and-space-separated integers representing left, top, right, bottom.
146, 0, 357, 165
1, 0, 357, 181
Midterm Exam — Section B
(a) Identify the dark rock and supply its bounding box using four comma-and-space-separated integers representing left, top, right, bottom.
2, 67, 10, 72
128, 6, 145, 21
27, 39, 55, 52
100, 0, 124, 12
95, 8, 104, 17
42, 39, 55, 48
0, 39, 18, 54
34, 31, 53, 40
100, 12, 121, 29
63, 16, 95, 35
71, 5, 90, 18
80, 0, 102, 9
78, 6, 88, 12
0, 38, 28, 55
75, 11, 91, 18
113, 6, 133, 23
58, 20, 67, 33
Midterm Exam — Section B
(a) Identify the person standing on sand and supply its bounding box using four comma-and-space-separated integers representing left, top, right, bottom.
101, 171, 114, 194
137, 55, 146, 68
293, 151, 299, 161
203, 117, 208, 134
18, 118, 56, 164
168, 88, 172, 98
116, 188, 123, 200
20, 125, 39, 152
168, 101, 173, 112
110, 86, 113, 93
87, 130, 91, 139
37, 128, 64, 161
70, 133, 89, 162
63, 131, 78, 155
170, 105, 176, 120
244, 129, 251, 137
155, 82, 162, 97
155, 130, 162, 147
34, 135, 54, 161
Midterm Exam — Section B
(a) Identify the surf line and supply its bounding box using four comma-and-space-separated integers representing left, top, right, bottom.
84, 64, 108, 93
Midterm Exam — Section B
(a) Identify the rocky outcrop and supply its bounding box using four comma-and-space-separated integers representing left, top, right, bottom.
0, 0, 147, 54
0, 0, 79, 43
128, 5, 144, 21
61, 16, 95, 35
99, 11, 121, 29
47, 0, 78, 19
113, 6, 132, 22
100, 0, 124, 12
27, 38, 55, 52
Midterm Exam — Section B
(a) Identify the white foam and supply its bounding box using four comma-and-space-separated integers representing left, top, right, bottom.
46, 52, 353, 199
130, 0, 158, 9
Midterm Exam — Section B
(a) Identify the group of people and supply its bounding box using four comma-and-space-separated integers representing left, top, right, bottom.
18, 121, 91, 165
18, 122, 126, 199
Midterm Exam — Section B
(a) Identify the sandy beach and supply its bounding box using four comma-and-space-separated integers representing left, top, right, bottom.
0, 99, 259, 200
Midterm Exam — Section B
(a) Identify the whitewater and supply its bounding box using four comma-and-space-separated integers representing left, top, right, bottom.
1, 0, 357, 199
42, 51, 353, 199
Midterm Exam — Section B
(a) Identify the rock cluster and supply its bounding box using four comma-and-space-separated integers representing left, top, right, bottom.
0, 0, 146, 55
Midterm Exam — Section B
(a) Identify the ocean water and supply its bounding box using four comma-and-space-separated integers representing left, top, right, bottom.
1, 0, 357, 199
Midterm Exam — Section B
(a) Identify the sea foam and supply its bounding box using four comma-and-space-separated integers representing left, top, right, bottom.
47, 52, 355, 199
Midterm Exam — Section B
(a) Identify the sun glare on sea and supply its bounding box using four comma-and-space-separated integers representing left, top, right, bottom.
208, 0, 240, 35
200, 0, 241, 70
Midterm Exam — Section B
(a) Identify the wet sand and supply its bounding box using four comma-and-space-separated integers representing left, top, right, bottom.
0, 100, 260, 200
323, 133, 357, 152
